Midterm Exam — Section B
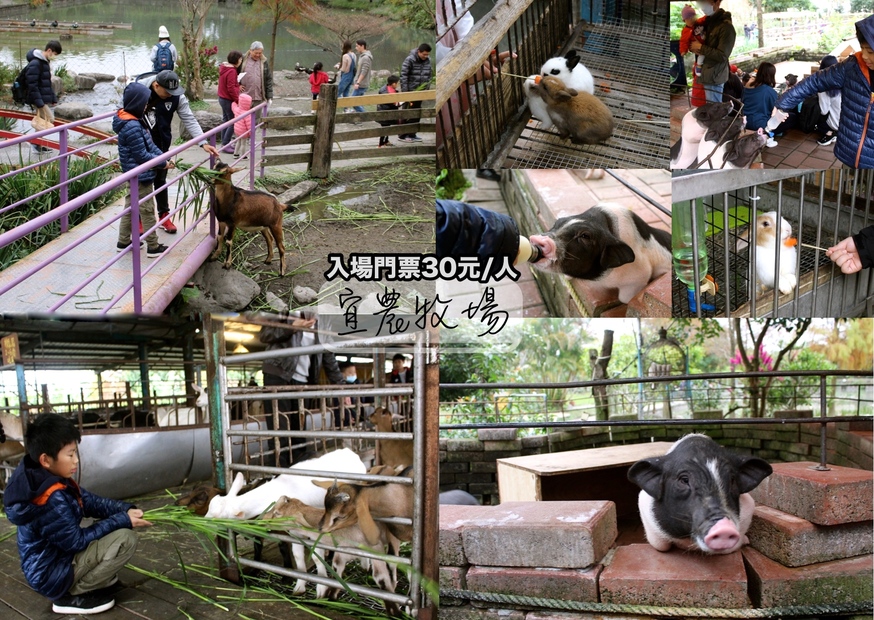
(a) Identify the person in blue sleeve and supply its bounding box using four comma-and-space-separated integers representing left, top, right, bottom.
769, 14, 874, 168
3, 414, 150, 615
436, 199, 522, 260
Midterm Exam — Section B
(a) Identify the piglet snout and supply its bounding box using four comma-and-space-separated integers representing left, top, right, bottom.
528, 234, 556, 262
703, 518, 741, 552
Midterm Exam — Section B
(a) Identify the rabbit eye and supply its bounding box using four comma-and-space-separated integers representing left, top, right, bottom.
550, 69, 560, 75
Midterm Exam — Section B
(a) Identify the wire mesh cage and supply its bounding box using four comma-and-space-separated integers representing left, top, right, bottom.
672, 169, 874, 318
437, 0, 670, 169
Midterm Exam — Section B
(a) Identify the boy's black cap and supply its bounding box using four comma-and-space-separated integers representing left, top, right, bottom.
156, 70, 185, 96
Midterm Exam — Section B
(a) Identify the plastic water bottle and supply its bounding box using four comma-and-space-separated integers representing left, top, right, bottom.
672, 200, 708, 290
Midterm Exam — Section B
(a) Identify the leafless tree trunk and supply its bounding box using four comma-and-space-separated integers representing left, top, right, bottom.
179, 0, 215, 100
590, 330, 613, 421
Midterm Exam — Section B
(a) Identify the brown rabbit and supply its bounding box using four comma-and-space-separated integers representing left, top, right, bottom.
528, 75, 613, 145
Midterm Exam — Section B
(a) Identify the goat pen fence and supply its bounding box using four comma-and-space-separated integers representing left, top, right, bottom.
203, 317, 433, 614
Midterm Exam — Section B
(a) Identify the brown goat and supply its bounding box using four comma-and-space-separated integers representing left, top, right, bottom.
313, 468, 413, 546
211, 162, 287, 275
370, 408, 413, 468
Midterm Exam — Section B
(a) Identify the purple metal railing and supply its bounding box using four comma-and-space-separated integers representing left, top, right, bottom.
0, 102, 268, 314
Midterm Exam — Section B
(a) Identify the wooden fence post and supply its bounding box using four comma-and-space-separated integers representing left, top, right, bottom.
310, 83, 339, 178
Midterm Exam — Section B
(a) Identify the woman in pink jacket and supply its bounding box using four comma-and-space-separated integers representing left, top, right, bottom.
232, 90, 253, 158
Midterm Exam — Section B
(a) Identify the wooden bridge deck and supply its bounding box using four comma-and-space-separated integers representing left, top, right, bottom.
0, 189, 214, 315
0, 486, 357, 620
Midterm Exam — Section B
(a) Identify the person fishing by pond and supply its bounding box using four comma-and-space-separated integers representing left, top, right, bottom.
136, 70, 221, 234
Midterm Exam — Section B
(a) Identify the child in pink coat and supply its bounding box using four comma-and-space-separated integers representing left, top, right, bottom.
232, 90, 253, 158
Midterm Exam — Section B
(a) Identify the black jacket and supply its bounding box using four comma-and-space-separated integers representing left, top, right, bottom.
24, 49, 57, 108
853, 225, 874, 270
436, 199, 520, 258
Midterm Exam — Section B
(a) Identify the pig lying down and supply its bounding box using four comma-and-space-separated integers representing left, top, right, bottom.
628, 434, 772, 554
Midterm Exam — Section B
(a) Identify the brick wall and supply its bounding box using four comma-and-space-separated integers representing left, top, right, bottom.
440, 422, 873, 505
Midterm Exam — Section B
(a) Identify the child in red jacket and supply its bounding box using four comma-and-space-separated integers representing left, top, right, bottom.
309, 62, 331, 100
679, 5, 706, 107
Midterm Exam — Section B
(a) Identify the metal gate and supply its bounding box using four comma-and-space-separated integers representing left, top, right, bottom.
202, 317, 429, 613
673, 169, 874, 318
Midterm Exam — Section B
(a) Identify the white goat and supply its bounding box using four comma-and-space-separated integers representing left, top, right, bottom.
205, 448, 367, 519
155, 383, 209, 427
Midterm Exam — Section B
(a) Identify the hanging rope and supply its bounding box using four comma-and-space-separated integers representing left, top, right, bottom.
440, 588, 872, 618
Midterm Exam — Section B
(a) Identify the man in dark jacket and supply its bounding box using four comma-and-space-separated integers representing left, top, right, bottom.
771, 14, 874, 168
398, 43, 432, 143
436, 199, 523, 262
25, 40, 61, 144
689, 0, 735, 103
259, 313, 344, 467
136, 70, 220, 234
3, 414, 149, 615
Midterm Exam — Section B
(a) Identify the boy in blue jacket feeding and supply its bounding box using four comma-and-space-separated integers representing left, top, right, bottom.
114, 82, 175, 257
3, 414, 150, 615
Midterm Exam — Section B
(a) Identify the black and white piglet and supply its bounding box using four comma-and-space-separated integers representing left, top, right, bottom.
628, 434, 773, 555
528, 203, 671, 305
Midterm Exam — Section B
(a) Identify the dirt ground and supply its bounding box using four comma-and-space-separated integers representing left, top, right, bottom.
236, 159, 434, 310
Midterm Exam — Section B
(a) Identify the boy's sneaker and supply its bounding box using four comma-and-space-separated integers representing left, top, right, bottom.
159, 215, 177, 233
147, 244, 169, 258
52, 592, 115, 615
817, 131, 837, 146
409, 135, 423, 142
765, 137, 778, 148
117, 241, 145, 252
398, 137, 414, 143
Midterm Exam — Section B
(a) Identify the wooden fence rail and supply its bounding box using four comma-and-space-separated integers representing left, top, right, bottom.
263, 84, 435, 177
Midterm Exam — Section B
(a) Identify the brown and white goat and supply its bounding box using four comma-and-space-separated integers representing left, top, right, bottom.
370, 408, 413, 468
211, 162, 287, 275
313, 467, 413, 546
263, 495, 399, 615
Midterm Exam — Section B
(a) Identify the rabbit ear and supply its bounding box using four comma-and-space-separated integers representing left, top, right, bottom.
553, 89, 575, 102
565, 54, 581, 70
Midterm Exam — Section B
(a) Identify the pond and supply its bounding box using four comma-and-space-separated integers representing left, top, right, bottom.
0, 0, 430, 89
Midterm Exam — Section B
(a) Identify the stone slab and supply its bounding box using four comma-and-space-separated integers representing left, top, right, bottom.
440, 504, 496, 566
439, 608, 526, 620
477, 428, 519, 442
749, 461, 873, 525
466, 565, 600, 603
599, 544, 750, 608
748, 505, 874, 567
743, 547, 874, 607
440, 565, 467, 591
461, 501, 617, 569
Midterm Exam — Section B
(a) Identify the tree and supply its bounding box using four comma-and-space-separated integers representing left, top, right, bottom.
730, 318, 811, 417
286, 5, 392, 57
179, 0, 216, 100
591, 330, 613, 421
850, 0, 874, 12
763, 0, 814, 10
385, 0, 434, 30
244, 0, 313, 75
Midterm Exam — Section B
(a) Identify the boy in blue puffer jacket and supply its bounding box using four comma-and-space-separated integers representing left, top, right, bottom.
3, 414, 150, 615
769, 14, 874, 168
113, 82, 175, 257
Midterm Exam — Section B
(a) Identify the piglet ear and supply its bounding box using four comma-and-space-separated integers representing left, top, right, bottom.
600, 242, 636, 269
735, 456, 772, 493
628, 458, 664, 499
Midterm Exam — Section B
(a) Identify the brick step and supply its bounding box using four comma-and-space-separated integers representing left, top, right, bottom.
743, 547, 874, 607
749, 461, 873, 525
600, 544, 750, 608
748, 505, 873, 567
466, 565, 600, 603
439, 501, 617, 569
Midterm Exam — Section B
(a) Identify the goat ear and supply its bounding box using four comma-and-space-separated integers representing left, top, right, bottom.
228, 166, 245, 174
228, 472, 245, 497
355, 495, 382, 546
312, 480, 334, 489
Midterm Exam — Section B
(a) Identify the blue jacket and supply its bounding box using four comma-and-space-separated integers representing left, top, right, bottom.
113, 112, 168, 183
3, 456, 133, 600
776, 53, 873, 168
436, 199, 520, 258
24, 49, 57, 109
742, 84, 778, 132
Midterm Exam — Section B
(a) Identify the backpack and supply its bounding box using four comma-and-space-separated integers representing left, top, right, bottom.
797, 94, 825, 133
11, 66, 28, 104
153, 41, 174, 72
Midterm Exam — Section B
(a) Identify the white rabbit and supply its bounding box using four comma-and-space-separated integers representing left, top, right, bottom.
524, 75, 554, 130
750, 212, 798, 295
540, 50, 595, 95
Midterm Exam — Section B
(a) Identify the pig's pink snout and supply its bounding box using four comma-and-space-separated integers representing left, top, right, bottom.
703, 518, 741, 551
528, 234, 555, 261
